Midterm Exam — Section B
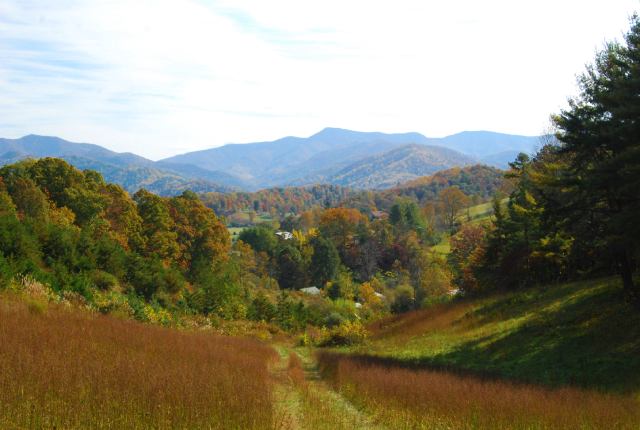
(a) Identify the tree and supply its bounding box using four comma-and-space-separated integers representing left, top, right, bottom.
134, 189, 179, 261
168, 191, 230, 271
389, 198, 427, 235
437, 186, 470, 232
553, 15, 640, 305
238, 225, 278, 255
309, 235, 340, 286
450, 223, 487, 292
319, 207, 367, 270
275, 244, 306, 290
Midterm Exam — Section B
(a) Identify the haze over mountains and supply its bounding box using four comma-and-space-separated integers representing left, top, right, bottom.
0, 128, 542, 194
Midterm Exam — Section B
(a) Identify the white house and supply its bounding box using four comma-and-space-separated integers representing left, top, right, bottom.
275, 231, 293, 240
300, 286, 321, 296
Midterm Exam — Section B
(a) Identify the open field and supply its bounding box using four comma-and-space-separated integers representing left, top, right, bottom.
2, 277, 639, 429
431, 199, 500, 256
228, 226, 247, 241
352, 277, 640, 393
317, 351, 640, 429
431, 236, 450, 255
315, 277, 640, 428
465, 200, 494, 222
0, 295, 277, 429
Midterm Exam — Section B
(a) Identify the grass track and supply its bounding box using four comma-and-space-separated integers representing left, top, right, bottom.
271, 344, 386, 430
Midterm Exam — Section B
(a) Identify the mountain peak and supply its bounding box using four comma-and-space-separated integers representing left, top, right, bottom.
309, 127, 365, 140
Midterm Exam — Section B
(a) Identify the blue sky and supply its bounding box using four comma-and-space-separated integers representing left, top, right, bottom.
0, 0, 638, 159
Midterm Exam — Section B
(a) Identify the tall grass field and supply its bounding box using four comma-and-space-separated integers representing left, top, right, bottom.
0, 296, 277, 429
317, 351, 639, 429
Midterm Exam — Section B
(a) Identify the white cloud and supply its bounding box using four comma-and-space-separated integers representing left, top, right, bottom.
0, 0, 638, 159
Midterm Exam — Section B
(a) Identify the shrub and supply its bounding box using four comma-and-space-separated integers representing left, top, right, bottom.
319, 320, 368, 346
91, 270, 119, 290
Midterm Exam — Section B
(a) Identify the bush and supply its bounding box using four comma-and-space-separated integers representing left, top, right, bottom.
91, 270, 119, 290
93, 290, 134, 318
391, 284, 415, 313
324, 311, 346, 328
319, 320, 368, 346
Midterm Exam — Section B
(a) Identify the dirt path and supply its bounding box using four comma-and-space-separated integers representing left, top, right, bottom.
270, 344, 386, 430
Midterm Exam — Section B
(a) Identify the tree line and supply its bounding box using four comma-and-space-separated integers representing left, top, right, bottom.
449, 16, 640, 307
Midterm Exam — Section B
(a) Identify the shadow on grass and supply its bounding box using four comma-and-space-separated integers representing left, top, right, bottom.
350, 279, 640, 394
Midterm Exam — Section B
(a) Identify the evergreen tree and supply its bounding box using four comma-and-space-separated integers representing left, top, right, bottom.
553, 15, 640, 305
310, 235, 340, 287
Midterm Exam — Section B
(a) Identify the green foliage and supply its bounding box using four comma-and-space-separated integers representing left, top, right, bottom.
310, 235, 340, 287
0, 155, 500, 332
389, 198, 429, 241
247, 291, 276, 322
551, 16, 640, 304
238, 224, 278, 255
275, 244, 306, 290
391, 284, 415, 313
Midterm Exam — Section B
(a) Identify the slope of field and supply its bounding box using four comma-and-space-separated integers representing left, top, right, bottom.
0, 295, 277, 429
314, 277, 640, 428
351, 277, 640, 393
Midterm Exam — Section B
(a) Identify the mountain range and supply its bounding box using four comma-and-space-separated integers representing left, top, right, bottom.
0, 128, 542, 194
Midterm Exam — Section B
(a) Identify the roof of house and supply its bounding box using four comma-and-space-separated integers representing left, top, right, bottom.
300, 286, 321, 295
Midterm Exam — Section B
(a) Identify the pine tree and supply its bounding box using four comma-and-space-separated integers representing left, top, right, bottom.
553, 15, 640, 305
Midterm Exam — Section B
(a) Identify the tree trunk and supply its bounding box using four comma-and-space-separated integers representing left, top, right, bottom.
617, 248, 640, 309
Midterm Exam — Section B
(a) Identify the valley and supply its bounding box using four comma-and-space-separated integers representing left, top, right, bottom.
1, 4, 640, 429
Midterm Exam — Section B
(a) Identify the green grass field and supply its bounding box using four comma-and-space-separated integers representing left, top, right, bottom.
314, 277, 640, 428
431, 236, 450, 255
431, 198, 506, 256
227, 226, 246, 240
347, 277, 640, 394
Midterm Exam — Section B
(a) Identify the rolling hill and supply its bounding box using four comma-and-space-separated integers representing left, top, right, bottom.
0, 135, 237, 195
325, 144, 476, 189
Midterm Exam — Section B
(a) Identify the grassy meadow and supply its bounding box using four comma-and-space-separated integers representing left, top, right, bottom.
2, 277, 639, 429
0, 295, 277, 429
316, 351, 639, 429
314, 277, 640, 428
356, 277, 640, 392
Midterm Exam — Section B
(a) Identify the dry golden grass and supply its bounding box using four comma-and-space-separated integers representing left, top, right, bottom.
287, 352, 306, 387
367, 302, 472, 341
0, 295, 278, 429
317, 352, 640, 429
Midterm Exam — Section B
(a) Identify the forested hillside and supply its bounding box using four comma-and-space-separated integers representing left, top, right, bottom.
325, 144, 475, 189
0, 157, 467, 336
200, 164, 505, 224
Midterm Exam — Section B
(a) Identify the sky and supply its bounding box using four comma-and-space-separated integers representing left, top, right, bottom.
0, 0, 638, 160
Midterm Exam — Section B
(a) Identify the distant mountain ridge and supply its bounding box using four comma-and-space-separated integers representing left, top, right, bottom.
0, 128, 542, 194
162, 127, 541, 189
0, 135, 237, 195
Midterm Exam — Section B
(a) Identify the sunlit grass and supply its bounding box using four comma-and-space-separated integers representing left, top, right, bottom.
349, 277, 640, 394
0, 295, 278, 429
317, 351, 640, 429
